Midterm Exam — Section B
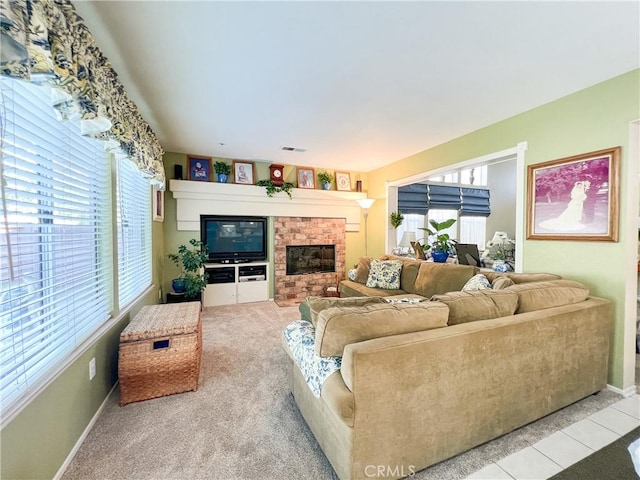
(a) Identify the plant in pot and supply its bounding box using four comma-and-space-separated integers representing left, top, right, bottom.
167, 239, 209, 299
317, 171, 333, 190
213, 161, 232, 183
418, 218, 457, 263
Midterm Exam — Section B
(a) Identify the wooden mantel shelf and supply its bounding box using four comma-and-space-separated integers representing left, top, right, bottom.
169, 180, 367, 232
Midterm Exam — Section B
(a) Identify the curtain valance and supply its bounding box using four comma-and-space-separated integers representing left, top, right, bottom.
0, 0, 165, 187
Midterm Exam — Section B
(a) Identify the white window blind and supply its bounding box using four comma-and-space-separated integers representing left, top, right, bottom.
0, 77, 112, 408
116, 157, 151, 308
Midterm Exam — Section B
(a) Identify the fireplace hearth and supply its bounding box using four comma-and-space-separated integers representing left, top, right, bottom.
286, 245, 336, 276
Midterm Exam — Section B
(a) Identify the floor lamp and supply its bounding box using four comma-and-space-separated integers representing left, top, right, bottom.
356, 198, 375, 256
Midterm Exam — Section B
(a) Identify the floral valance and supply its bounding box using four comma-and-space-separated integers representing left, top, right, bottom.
0, 0, 165, 187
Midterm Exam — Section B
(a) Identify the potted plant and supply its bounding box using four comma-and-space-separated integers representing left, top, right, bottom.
317, 171, 333, 190
167, 239, 209, 299
213, 161, 231, 183
418, 218, 457, 263
256, 180, 295, 198
390, 211, 404, 229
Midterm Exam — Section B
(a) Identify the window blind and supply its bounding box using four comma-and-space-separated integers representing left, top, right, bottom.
427, 184, 462, 210
398, 184, 428, 215
116, 157, 151, 308
460, 187, 491, 217
0, 77, 112, 408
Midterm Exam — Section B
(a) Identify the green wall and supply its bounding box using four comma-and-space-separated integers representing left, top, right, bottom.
1, 201, 165, 480
364, 69, 640, 388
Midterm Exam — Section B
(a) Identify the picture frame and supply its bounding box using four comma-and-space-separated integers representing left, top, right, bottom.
335, 171, 352, 191
297, 167, 315, 189
152, 188, 164, 222
233, 160, 255, 185
187, 155, 212, 182
526, 146, 620, 241
411, 241, 427, 260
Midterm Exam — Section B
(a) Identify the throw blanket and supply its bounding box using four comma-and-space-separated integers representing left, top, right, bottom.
283, 320, 342, 398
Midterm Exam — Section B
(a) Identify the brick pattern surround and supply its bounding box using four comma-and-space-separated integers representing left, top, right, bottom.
274, 217, 346, 306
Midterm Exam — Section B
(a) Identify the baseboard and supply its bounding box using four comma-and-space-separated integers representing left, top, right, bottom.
606, 383, 637, 397
53, 382, 118, 480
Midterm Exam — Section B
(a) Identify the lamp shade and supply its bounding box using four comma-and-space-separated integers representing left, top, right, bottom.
356, 198, 375, 209
399, 231, 416, 247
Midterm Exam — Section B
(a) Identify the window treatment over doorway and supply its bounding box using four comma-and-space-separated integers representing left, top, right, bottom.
0, 0, 165, 187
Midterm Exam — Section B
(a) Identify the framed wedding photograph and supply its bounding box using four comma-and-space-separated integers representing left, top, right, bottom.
297, 167, 315, 189
526, 146, 620, 241
152, 188, 164, 222
233, 160, 255, 185
187, 155, 212, 182
335, 171, 351, 191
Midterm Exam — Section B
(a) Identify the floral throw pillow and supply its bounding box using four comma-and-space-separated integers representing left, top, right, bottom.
462, 274, 492, 291
365, 259, 403, 289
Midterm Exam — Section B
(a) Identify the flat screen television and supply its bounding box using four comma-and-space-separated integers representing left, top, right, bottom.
200, 215, 267, 263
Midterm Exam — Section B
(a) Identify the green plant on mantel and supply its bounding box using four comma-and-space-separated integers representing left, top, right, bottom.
213, 161, 231, 175
256, 180, 295, 199
317, 171, 333, 186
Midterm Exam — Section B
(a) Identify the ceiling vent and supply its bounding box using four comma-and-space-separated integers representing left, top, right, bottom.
281, 146, 306, 153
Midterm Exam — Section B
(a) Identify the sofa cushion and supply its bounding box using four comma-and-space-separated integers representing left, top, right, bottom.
413, 262, 478, 298
315, 302, 449, 357
483, 272, 562, 284
302, 295, 387, 327
491, 276, 515, 290
430, 290, 518, 325
365, 259, 403, 289
462, 274, 492, 291
339, 280, 408, 298
353, 256, 373, 284
507, 279, 589, 313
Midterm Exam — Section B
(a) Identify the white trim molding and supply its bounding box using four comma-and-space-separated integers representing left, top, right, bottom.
53, 382, 119, 480
170, 180, 366, 232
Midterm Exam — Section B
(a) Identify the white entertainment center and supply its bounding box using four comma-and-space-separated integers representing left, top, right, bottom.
202, 262, 269, 307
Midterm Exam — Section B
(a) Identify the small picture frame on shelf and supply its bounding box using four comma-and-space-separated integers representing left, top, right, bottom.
187, 155, 212, 182
335, 171, 351, 191
233, 160, 255, 185
297, 167, 315, 189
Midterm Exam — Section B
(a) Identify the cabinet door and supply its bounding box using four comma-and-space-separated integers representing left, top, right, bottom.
237, 280, 268, 304
203, 283, 237, 307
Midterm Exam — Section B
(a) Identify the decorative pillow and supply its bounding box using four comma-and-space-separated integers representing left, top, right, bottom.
347, 269, 357, 281
491, 276, 515, 290
384, 297, 424, 304
365, 259, 403, 289
462, 274, 492, 291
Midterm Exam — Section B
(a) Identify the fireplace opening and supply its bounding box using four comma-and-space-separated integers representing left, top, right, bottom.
286, 245, 336, 275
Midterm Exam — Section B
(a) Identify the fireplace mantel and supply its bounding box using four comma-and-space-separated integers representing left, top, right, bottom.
170, 180, 367, 231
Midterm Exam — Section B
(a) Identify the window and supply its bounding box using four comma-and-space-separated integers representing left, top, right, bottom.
116, 158, 151, 308
0, 77, 154, 413
0, 78, 112, 408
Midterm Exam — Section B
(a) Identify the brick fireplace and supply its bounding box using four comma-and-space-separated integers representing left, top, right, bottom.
274, 217, 346, 306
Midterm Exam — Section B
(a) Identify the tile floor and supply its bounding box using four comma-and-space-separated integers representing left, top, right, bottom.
465, 393, 640, 480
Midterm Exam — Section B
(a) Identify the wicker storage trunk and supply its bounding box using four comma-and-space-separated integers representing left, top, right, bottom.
119, 302, 202, 406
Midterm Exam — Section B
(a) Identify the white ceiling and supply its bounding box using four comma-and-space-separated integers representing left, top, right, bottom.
73, 1, 639, 173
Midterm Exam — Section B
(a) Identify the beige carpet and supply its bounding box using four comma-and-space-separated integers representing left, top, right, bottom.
62, 301, 622, 480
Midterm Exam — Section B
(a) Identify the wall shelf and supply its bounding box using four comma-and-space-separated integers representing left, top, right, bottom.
169, 180, 367, 232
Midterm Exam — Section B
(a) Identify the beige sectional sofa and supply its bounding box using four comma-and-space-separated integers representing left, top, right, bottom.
282, 255, 613, 480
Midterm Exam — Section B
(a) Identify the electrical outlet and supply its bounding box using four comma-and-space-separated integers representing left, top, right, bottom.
158, 288, 162, 301
89, 357, 96, 380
